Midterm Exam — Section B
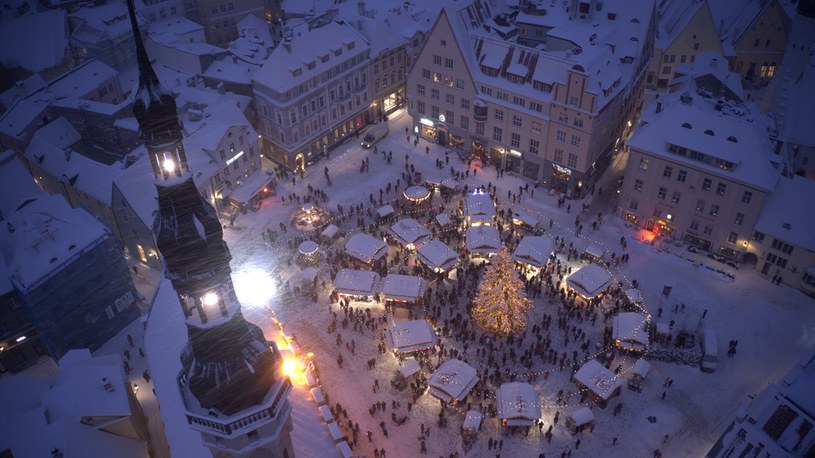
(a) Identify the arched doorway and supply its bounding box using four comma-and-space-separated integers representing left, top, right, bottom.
295, 153, 304, 172
742, 252, 758, 266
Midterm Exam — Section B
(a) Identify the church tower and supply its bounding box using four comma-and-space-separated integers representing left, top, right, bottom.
126, 1, 294, 456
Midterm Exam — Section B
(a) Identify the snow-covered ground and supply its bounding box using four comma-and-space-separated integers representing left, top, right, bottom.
104, 108, 815, 458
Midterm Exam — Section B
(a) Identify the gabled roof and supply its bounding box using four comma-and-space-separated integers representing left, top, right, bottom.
755, 176, 815, 251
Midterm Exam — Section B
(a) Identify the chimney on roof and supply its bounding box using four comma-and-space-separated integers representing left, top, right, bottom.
101, 377, 114, 392
282, 27, 292, 53
358, 1, 366, 17
711, 57, 718, 68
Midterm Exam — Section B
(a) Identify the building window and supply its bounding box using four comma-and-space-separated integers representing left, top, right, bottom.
671, 191, 681, 204
573, 117, 583, 128
511, 133, 521, 148
445, 111, 454, 125
663, 166, 673, 178
662, 66, 672, 75
634, 179, 643, 191
559, 113, 568, 123
556, 130, 566, 142
703, 225, 713, 235
753, 231, 765, 243
493, 127, 503, 142
657, 187, 667, 199
716, 182, 727, 196
766, 253, 788, 268
727, 232, 738, 244
417, 101, 425, 114
422, 69, 431, 79
771, 239, 794, 255
433, 55, 442, 65
431, 88, 439, 100
567, 153, 578, 168
741, 191, 753, 204
734, 213, 744, 226
476, 122, 485, 136
709, 204, 719, 217
444, 57, 454, 69
653, 207, 662, 218
639, 159, 649, 170
531, 122, 541, 134
446, 93, 455, 104
460, 115, 469, 130
702, 178, 712, 191
629, 199, 638, 210
431, 105, 439, 118
695, 200, 705, 212
417, 84, 425, 95
461, 98, 470, 110
530, 101, 543, 112
440, 39, 446, 46
456, 79, 465, 89
570, 135, 581, 147
677, 170, 687, 183
512, 115, 522, 127
494, 110, 504, 121
553, 148, 564, 164
689, 220, 699, 231
529, 139, 539, 154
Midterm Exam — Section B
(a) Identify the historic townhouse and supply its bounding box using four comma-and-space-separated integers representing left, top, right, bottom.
407, 0, 655, 198
619, 56, 781, 261
253, 21, 371, 171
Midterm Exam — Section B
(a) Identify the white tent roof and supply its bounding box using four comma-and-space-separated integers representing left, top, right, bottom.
584, 245, 604, 259
385, 320, 437, 353
377, 205, 394, 218
512, 207, 538, 226
496, 382, 540, 425
513, 236, 554, 268
398, 359, 421, 378
463, 410, 483, 431
465, 192, 495, 225
574, 360, 624, 401
632, 359, 651, 378
613, 312, 650, 351
570, 407, 594, 427
417, 240, 459, 272
321, 224, 339, 238
327, 421, 344, 442
466, 225, 501, 254
380, 274, 426, 302
566, 264, 612, 298
389, 218, 431, 248
435, 213, 452, 226
310, 387, 326, 405
344, 232, 387, 263
302, 267, 317, 283
333, 269, 380, 297
625, 288, 642, 303
427, 359, 478, 403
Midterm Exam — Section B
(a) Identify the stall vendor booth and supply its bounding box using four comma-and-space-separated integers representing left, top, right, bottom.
574, 360, 624, 408
386, 319, 437, 354
566, 264, 612, 299
376, 204, 395, 222
466, 225, 501, 260
464, 191, 495, 227
345, 232, 388, 264
511, 207, 539, 229
427, 359, 478, 405
513, 236, 554, 273
333, 269, 381, 301
497, 382, 540, 428
612, 312, 650, 352
417, 240, 460, 273
403, 185, 431, 204
380, 274, 427, 305
583, 245, 605, 264
567, 407, 595, 434
389, 218, 432, 250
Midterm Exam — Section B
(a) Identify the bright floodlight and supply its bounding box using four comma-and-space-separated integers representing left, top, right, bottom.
282, 358, 298, 378
202, 292, 218, 306
233, 266, 276, 309
162, 157, 175, 174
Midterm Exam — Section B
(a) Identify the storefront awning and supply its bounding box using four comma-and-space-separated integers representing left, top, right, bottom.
227, 171, 276, 205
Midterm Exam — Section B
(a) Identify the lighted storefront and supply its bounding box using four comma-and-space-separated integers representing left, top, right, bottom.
506, 149, 522, 174
551, 163, 572, 193
419, 118, 437, 141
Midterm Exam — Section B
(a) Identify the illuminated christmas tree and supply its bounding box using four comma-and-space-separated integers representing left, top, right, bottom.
471, 248, 533, 336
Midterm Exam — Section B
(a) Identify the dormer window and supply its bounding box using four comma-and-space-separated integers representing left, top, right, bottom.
320, 54, 329, 63
346, 41, 355, 50
681, 123, 692, 129
704, 129, 715, 136
332, 47, 343, 57
727, 136, 738, 143
291, 68, 302, 77
306, 61, 316, 70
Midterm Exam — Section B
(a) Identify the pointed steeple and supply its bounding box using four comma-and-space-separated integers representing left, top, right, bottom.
126, 0, 188, 179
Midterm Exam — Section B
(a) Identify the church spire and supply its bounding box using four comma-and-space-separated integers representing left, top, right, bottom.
126, 0, 188, 179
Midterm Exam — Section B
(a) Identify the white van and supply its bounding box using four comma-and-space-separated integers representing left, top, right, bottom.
701, 329, 719, 372
361, 123, 389, 148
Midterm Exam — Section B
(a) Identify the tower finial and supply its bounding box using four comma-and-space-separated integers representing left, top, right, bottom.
125, 0, 161, 94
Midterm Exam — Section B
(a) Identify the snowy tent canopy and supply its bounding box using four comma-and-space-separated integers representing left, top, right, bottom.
625, 288, 642, 304
385, 319, 437, 354
310, 387, 326, 405
301, 267, 317, 283
632, 359, 651, 379
389, 218, 431, 249
380, 274, 426, 303
298, 240, 318, 255
427, 359, 478, 404
465, 191, 495, 226
344, 232, 387, 263
574, 360, 624, 405
376, 204, 394, 219
321, 224, 340, 239
417, 240, 459, 272
570, 407, 594, 427
496, 382, 541, 426
511, 207, 538, 227
613, 312, 650, 352
466, 225, 501, 255
584, 244, 604, 261
463, 410, 483, 431
403, 185, 431, 202
435, 213, 452, 227
441, 176, 460, 190
513, 236, 554, 269
327, 421, 344, 442
333, 269, 380, 298
398, 358, 421, 378
566, 264, 612, 298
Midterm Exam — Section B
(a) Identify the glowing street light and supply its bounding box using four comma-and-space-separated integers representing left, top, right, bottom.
202, 292, 218, 306
162, 157, 176, 174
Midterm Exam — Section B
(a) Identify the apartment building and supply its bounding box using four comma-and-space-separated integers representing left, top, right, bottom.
184, 0, 275, 46
253, 21, 371, 171
407, 0, 655, 198
619, 58, 781, 261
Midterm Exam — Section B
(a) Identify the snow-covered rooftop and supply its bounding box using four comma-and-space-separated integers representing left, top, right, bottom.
416, 240, 459, 272
1, 193, 108, 291
574, 359, 624, 401
612, 312, 650, 351
496, 382, 540, 425
344, 232, 388, 263
0, 150, 43, 219
46, 59, 119, 99
654, 0, 708, 49
385, 319, 437, 353
389, 218, 432, 248
565, 264, 612, 299
0, 9, 67, 72
70, 0, 143, 42
754, 176, 815, 252
512, 236, 553, 269
465, 225, 501, 254
333, 268, 381, 297
427, 359, 478, 403
464, 192, 495, 225
380, 274, 426, 302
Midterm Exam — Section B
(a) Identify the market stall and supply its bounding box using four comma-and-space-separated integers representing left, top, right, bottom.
574, 359, 624, 408
466, 225, 501, 259
403, 185, 431, 204
512, 236, 554, 271
427, 359, 478, 404
566, 264, 612, 299
385, 319, 437, 354
380, 274, 427, 304
496, 382, 541, 428
333, 268, 381, 300
345, 232, 388, 264
417, 240, 460, 273
465, 191, 495, 227
613, 312, 650, 352
389, 218, 432, 250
